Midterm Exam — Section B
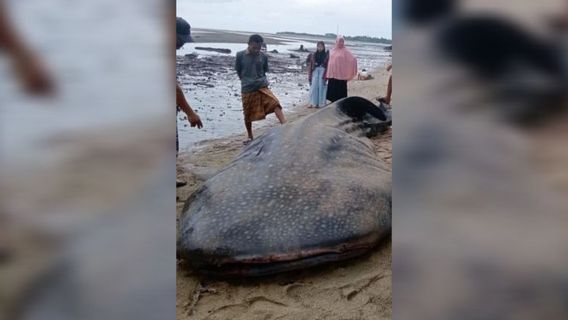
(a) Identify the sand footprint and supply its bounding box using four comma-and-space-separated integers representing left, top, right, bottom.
204, 295, 289, 320
282, 282, 308, 301
337, 273, 386, 301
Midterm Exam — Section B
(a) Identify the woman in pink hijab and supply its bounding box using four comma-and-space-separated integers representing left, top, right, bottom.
325, 36, 358, 102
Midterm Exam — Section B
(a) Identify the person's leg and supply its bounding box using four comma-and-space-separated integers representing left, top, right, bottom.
341, 80, 348, 99
175, 123, 187, 187
309, 71, 318, 108
312, 67, 320, 108
385, 73, 392, 104
245, 120, 253, 140
274, 107, 286, 124
242, 93, 254, 142
261, 88, 286, 124
326, 78, 336, 102
317, 67, 327, 107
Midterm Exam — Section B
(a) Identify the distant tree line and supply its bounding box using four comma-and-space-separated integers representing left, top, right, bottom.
277, 31, 392, 44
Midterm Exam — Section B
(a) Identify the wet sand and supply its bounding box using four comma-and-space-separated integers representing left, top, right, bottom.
176, 68, 392, 320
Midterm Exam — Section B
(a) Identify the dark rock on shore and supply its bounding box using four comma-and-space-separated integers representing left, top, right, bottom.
193, 82, 215, 88
195, 47, 232, 54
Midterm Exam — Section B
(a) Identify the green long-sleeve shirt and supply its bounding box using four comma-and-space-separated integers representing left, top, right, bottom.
235, 50, 269, 93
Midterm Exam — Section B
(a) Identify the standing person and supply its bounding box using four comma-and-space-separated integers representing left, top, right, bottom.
307, 41, 329, 108
325, 36, 358, 102
235, 34, 286, 144
176, 17, 203, 187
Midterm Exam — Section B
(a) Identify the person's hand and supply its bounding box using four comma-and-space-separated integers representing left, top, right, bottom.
16, 54, 56, 96
188, 112, 203, 129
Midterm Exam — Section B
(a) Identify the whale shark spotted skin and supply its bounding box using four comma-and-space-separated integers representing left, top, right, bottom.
179, 96, 392, 276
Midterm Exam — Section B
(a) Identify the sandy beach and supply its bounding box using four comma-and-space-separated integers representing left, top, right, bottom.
176, 67, 392, 320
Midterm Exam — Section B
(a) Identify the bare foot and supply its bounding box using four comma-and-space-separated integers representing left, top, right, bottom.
377, 97, 391, 105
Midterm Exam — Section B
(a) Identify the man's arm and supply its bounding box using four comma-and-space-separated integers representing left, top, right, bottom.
0, 2, 55, 95
176, 83, 203, 129
323, 52, 329, 81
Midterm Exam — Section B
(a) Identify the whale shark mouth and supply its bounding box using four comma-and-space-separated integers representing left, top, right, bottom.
186, 232, 389, 277
197, 247, 374, 277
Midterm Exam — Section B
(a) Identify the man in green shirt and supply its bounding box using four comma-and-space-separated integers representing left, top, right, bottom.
235, 34, 286, 144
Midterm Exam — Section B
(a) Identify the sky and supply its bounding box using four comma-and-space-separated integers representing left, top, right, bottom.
177, 0, 392, 39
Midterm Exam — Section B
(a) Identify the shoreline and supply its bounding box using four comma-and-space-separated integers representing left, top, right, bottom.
192, 28, 392, 46
176, 67, 392, 320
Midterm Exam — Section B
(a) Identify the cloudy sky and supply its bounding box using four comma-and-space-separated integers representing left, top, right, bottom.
177, 0, 392, 39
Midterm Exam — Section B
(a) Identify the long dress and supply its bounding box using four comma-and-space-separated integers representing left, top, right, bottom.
326, 78, 348, 102
326, 37, 358, 102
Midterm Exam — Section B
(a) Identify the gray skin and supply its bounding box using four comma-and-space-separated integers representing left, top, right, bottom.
179, 96, 392, 277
